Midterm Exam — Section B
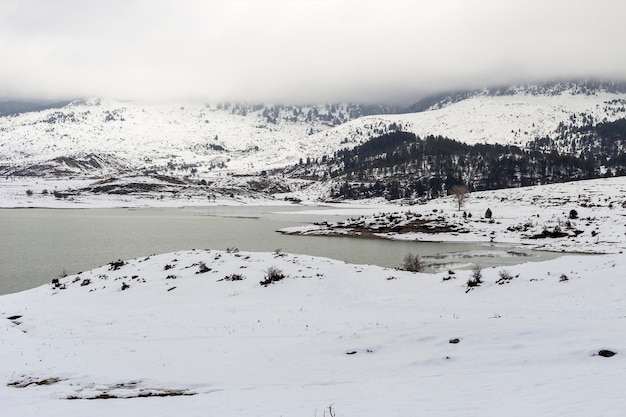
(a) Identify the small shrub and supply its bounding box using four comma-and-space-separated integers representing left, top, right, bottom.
485, 208, 492, 219
109, 260, 126, 271
80, 278, 91, 286
401, 253, 422, 272
121, 282, 130, 291
467, 265, 483, 288
25, 189, 34, 196
471, 264, 482, 281
41, 189, 49, 195
260, 266, 286, 287
164, 264, 174, 271
569, 209, 578, 219
226, 247, 239, 253
220, 273, 245, 281
466, 278, 480, 288
196, 262, 211, 274
495, 269, 514, 285
166, 274, 177, 280
559, 274, 569, 282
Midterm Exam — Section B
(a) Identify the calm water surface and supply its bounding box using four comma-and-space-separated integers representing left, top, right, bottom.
1, 206, 562, 295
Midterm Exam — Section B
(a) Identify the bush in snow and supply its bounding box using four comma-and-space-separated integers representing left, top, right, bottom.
109, 259, 126, 271
196, 262, 211, 274
401, 253, 422, 272
260, 266, 286, 287
495, 269, 515, 285
467, 265, 483, 288
485, 208, 492, 219
569, 209, 578, 219
220, 273, 245, 281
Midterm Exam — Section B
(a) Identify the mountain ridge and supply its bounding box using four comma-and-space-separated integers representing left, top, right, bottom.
2, 80, 626, 189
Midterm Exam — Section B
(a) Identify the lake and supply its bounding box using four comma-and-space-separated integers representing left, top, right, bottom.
0, 206, 563, 295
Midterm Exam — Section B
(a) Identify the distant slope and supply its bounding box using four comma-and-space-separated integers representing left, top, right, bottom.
0, 99, 396, 177
404, 80, 626, 113
2, 81, 626, 179
319, 81, 626, 151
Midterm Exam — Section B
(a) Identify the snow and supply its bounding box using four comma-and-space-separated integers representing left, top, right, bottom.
0, 101, 361, 176
2, 177, 626, 416
2, 88, 626, 180
281, 176, 626, 254
2, 86, 626, 415
0, 177, 297, 208
318, 92, 626, 148
1, 246, 624, 416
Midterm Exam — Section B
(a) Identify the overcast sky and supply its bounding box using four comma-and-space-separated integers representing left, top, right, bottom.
1, 0, 624, 104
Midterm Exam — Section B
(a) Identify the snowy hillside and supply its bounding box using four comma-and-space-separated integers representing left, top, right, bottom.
0, 99, 392, 177
2, 82, 626, 181
1, 248, 624, 417
319, 86, 626, 149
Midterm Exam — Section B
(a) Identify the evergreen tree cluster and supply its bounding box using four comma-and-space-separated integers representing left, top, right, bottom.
290, 127, 626, 201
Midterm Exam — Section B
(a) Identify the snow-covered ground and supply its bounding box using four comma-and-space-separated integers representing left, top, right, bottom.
2, 178, 625, 416
0, 176, 298, 208
282, 177, 626, 254
1, 247, 624, 417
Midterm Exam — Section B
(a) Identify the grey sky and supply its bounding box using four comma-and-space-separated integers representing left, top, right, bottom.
1, 0, 624, 104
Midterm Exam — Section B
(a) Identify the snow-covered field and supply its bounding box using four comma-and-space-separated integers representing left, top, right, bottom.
1, 247, 624, 416
2, 164, 626, 415
282, 177, 626, 254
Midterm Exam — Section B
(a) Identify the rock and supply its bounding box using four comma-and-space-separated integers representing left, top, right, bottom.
597, 349, 616, 357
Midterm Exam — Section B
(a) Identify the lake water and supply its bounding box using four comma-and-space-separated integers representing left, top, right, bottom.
1, 206, 563, 295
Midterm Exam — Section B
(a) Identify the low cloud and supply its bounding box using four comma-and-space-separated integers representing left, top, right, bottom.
1, 0, 624, 104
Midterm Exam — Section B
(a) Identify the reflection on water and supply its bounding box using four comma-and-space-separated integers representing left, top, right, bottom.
1, 206, 563, 295
423, 248, 540, 273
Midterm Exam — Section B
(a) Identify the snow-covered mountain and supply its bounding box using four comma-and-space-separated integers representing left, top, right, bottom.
1, 81, 626, 179
0, 99, 395, 177
323, 81, 626, 149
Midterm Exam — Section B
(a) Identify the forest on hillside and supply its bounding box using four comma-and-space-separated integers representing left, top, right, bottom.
289, 123, 626, 201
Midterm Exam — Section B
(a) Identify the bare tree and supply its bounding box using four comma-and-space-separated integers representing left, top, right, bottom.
450, 185, 469, 211
401, 253, 422, 272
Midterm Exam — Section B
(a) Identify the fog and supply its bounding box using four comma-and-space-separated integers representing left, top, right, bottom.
1, 0, 624, 104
